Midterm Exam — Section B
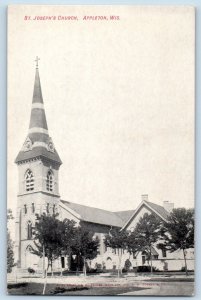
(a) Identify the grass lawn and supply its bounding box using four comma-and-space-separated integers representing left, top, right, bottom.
7, 282, 148, 295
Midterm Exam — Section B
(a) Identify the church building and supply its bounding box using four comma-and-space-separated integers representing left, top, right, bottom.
14, 62, 194, 273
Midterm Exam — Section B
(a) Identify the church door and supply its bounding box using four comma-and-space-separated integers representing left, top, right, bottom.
70, 254, 84, 272
25, 245, 38, 270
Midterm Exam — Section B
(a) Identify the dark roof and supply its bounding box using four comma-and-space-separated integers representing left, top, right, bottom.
122, 200, 170, 229
114, 210, 135, 222
29, 108, 48, 129
60, 199, 171, 229
150, 246, 159, 256
28, 132, 49, 143
15, 146, 62, 164
60, 200, 124, 227
32, 68, 44, 104
145, 201, 169, 220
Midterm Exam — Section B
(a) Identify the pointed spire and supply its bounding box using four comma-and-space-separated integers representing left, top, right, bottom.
15, 59, 62, 165
32, 67, 44, 104
29, 61, 48, 131
33, 56, 42, 103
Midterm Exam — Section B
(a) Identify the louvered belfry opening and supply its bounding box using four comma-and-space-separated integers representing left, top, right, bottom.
25, 169, 34, 192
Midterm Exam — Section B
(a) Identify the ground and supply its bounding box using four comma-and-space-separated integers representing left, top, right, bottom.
7, 272, 194, 296
7, 282, 147, 296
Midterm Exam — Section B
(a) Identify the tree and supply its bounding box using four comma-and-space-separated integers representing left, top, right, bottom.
7, 209, 15, 273
159, 208, 194, 276
128, 213, 163, 273
71, 224, 99, 276
31, 213, 76, 294
32, 213, 76, 274
7, 231, 15, 273
104, 227, 129, 277
56, 217, 77, 274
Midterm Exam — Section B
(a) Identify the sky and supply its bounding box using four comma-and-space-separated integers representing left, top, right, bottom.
7, 5, 194, 218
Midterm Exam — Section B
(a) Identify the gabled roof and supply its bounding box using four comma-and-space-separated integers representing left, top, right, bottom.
60, 200, 124, 228
115, 210, 135, 222
150, 246, 159, 256
60, 199, 170, 230
122, 200, 170, 230
144, 201, 169, 221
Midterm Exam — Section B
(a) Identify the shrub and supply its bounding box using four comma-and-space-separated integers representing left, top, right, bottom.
137, 265, 158, 272
124, 259, 132, 271
27, 267, 35, 274
87, 268, 97, 273
95, 263, 102, 270
122, 268, 127, 273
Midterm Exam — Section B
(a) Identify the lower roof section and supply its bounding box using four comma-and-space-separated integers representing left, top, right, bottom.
15, 146, 62, 165
60, 199, 129, 228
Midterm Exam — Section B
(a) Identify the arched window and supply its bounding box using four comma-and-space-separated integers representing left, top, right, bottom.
31, 203, 35, 214
27, 221, 32, 239
46, 203, 49, 213
46, 170, 53, 191
25, 169, 34, 191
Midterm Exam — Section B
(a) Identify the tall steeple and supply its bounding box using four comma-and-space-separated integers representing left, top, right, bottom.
15, 59, 62, 270
15, 58, 62, 165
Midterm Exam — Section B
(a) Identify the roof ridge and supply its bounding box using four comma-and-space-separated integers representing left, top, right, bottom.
144, 200, 170, 220
114, 209, 134, 213
144, 200, 165, 209
61, 199, 122, 215
60, 199, 124, 227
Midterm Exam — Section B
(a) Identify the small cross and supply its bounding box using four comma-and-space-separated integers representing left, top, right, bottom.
34, 56, 40, 68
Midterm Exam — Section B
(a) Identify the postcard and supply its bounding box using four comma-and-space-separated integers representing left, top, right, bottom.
7, 5, 195, 296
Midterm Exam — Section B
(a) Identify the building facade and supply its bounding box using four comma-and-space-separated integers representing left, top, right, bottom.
14, 65, 194, 273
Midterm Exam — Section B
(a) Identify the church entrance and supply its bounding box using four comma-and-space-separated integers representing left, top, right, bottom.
25, 245, 38, 270
70, 254, 84, 272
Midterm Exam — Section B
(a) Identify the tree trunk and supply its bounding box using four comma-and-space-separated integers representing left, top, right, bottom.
76, 255, 79, 276
51, 260, 53, 277
150, 246, 153, 275
183, 248, 188, 276
83, 257, 87, 277
42, 262, 49, 295
118, 249, 123, 278
42, 245, 45, 278
60, 258, 63, 277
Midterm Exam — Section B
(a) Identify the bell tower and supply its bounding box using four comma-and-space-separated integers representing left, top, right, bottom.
15, 58, 62, 269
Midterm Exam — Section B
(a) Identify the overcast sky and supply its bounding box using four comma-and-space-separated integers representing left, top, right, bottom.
8, 5, 194, 218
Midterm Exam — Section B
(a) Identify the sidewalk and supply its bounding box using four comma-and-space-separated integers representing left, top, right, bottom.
7, 273, 194, 296
120, 281, 194, 296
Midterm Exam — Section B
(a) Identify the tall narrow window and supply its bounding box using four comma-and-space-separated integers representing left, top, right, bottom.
32, 203, 35, 213
27, 221, 32, 239
162, 248, 167, 258
24, 204, 27, 214
46, 203, 49, 213
25, 169, 34, 191
46, 170, 53, 191
61, 257, 65, 268
53, 204, 56, 214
